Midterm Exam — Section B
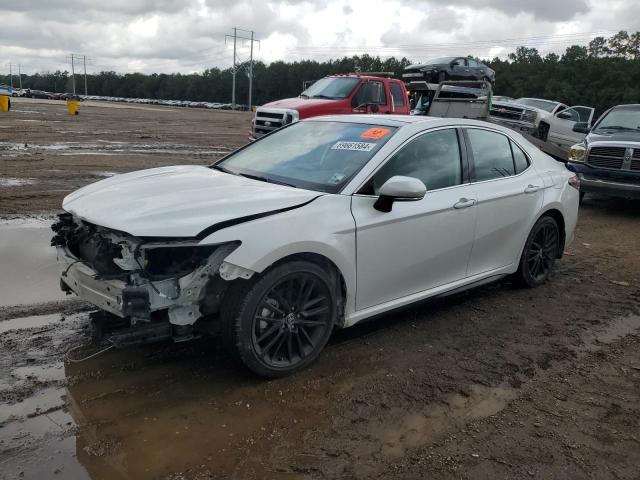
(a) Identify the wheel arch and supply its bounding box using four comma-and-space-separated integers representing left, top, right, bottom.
537, 207, 566, 258
265, 252, 349, 327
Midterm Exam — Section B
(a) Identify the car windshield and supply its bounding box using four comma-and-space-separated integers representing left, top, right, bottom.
214, 121, 397, 193
594, 107, 640, 132
301, 77, 361, 99
515, 98, 559, 112
427, 57, 456, 64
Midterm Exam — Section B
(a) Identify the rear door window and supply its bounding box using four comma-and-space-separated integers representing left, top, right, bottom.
466, 129, 515, 181
389, 82, 405, 108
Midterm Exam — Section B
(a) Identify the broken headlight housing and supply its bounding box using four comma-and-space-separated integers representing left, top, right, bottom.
568, 144, 586, 162
140, 245, 221, 279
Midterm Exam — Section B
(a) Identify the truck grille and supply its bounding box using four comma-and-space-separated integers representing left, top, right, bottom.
490, 104, 537, 124
254, 109, 296, 137
632, 149, 640, 171
586, 146, 627, 169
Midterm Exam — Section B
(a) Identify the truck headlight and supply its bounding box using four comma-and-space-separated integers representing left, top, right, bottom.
568, 144, 586, 162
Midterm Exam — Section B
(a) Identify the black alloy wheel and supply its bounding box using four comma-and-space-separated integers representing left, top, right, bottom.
252, 272, 332, 369
223, 261, 336, 377
517, 216, 560, 287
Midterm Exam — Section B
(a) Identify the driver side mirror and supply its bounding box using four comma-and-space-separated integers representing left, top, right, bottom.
557, 111, 573, 120
572, 122, 590, 134
373, 176, 427, 212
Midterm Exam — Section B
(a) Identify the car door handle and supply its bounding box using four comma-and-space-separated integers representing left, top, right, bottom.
524, 185, 541, 193
453, 198, 476, 209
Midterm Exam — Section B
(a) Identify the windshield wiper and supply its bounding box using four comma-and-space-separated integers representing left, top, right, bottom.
212, 164, 237, 175
311, 94, 337, 99
237, 172, 297, 188
299, 93, 309, 99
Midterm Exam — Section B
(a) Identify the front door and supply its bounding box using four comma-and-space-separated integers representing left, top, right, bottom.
352, 80, 391, 114
547, 106, 595, 150
351, 128, 477, 310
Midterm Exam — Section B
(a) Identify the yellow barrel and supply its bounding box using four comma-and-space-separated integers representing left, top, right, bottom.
66, 99, 79, 115
0, 95, 9, 112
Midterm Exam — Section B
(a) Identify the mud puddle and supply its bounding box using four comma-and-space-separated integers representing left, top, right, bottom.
581, 314, 640, 349
0, 141, 231, 157
0, 178, 36, 187
0, 220, 66, 307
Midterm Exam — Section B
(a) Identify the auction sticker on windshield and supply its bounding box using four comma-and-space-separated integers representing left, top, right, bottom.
331, 141, 376, 152
360, 127, 391, 140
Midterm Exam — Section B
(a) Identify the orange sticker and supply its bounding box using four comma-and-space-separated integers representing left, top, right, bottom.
360, 127, 391, 140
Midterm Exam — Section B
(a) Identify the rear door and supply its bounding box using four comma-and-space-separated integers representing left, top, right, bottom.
388, 81, 408, 113
464, 127, 545, 276
547, 106, 595, 150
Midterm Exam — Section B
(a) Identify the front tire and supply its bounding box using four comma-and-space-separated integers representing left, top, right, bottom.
516, 216, 560, 288
222, 261, 336, 377
537, 122, 550, 141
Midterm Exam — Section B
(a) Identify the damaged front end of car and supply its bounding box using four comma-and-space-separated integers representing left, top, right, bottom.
51, 212, 245, 345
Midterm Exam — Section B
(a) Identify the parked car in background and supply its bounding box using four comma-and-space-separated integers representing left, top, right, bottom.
0, 84, 14, 96
53, 115, 578, 377
491, 97, 594, 152
250, 74, 410, 139
24, 89, 50, 99
567, 104, 640, 201
403, 57, 496, 85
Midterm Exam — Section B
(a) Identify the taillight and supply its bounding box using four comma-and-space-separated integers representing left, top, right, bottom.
568, 174, 580, 190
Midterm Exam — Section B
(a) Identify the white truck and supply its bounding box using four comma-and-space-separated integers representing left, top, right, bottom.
490, 98, 595, 158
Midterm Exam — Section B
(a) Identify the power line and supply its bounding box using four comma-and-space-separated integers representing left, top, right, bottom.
225, 27, 259, 109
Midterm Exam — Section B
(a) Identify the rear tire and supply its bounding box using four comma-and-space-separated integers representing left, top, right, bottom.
221, 261, 336, 378
516, 216, 560, 288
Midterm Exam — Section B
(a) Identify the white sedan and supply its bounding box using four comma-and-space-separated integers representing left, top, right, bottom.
53, 115, 580, 377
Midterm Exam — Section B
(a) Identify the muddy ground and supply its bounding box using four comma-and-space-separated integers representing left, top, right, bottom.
1, 99, 639, 480
0, 98, 252, 216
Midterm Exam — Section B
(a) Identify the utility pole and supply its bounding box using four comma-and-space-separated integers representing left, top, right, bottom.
8, 63, 14, 89
225, 28, 259, 110
83, 55, 88, 96
18, 64, 22, 91
249, 30, 254, 111
70, 54, 76, 95
232, 27, 237, 109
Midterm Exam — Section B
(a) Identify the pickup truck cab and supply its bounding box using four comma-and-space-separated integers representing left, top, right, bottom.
251, 74, 410, 139
567, 104, 640, 200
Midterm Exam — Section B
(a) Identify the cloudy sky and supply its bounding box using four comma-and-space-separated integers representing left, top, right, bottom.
2, 0, 638, 75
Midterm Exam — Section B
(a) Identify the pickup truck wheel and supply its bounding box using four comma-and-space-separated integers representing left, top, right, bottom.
515, 216, 560, 288
222, 261, 336, 378
537, 122, 550, 141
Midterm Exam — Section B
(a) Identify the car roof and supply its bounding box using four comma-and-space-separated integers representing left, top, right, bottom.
301, 114, 440, 127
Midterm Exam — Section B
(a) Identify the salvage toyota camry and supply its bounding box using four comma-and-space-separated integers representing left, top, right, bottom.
53, 116, 579, 377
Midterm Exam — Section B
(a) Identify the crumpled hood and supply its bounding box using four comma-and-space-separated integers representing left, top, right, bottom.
63, 165, 320, 238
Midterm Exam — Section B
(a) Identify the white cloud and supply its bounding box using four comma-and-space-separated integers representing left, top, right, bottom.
0, 0, 637, 75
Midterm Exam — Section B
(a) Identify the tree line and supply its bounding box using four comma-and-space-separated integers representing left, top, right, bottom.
2, 31, 639, 115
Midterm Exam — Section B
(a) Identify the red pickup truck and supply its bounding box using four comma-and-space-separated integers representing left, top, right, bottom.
250, 74, 410, 139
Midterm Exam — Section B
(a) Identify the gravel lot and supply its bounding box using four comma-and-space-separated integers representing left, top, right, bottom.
0, 98, 639, 480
